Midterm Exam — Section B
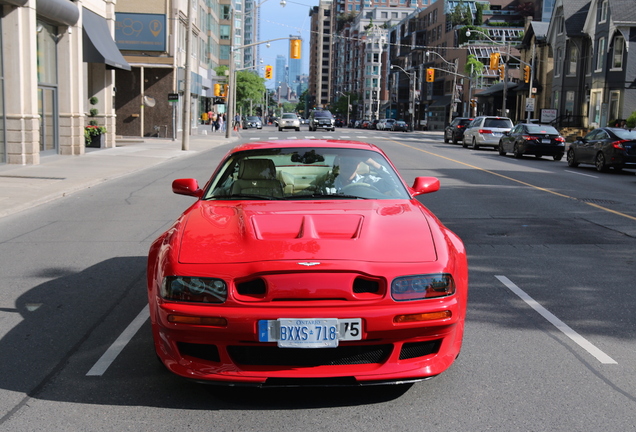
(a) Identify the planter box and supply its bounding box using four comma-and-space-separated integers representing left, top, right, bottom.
87, 134, 105, 148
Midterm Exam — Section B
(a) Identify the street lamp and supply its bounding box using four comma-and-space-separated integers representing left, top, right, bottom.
466, 29, 509, 117
391, 65, 416, 131
426, 50, 459, 125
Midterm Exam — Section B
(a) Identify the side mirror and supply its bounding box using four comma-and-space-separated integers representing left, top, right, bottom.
410, 177, 440, 196
172, 178, 203, 197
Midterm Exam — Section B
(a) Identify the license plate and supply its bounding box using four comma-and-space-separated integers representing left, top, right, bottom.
258, 318, 362, 348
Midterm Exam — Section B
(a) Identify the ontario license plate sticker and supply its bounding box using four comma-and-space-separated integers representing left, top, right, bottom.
258, 318, 362, 348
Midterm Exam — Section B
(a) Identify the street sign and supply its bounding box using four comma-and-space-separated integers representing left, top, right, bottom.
541, 109, 558, 124
525, 97, 535, 112
168, 93, 179, 102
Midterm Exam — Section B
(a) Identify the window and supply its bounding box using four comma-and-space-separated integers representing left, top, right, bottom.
596, 37, 605, 70
220, 25, 230, 40
609, 91, 620, 121
555, 47, 562, 76
612, 36, 624, 69
599, 0, 608, 22
568, 46, 578, 75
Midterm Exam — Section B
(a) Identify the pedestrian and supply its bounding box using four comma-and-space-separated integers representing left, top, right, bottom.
234, 113, 241, 131
210, 112, 218, 132
218, 114, 225, 132
207, 109, 213, 125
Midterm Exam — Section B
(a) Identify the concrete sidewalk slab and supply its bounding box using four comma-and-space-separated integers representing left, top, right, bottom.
0, 132, 238, 219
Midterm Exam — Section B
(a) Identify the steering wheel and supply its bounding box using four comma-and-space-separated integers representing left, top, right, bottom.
340, 182, 383, 198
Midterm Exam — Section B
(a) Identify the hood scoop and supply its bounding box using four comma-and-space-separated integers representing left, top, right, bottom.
251, 214, 363, 240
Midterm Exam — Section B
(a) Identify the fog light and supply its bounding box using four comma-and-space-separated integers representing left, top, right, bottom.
394, 311, 452, 323
168, 315, 227, 326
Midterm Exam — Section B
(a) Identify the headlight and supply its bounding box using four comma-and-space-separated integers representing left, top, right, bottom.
391, 274, 455, 301
161, 276, 227, 303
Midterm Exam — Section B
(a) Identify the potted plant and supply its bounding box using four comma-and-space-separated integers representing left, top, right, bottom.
84, 124, 107, 147
85, 96, 106, 148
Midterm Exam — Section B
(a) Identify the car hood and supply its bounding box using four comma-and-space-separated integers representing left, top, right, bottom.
178, 201, 438, 264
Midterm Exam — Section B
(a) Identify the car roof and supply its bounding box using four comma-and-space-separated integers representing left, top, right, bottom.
227, 139, 381, 154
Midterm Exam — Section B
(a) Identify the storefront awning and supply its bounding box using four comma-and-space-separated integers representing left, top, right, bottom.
37, 0, 79, 26
82, 8, 131, 71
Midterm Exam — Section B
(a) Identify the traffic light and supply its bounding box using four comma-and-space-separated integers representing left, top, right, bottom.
426, 68, 435, 82
290, 38, 302, 59
213, 84, 221, 96
265, 65, 273, 79
489, 52, 500, 70
220, 84, 228, 97
523, 65, 531, 83
498, 64, 505, 80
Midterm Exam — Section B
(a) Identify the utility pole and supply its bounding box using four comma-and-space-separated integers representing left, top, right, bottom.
181, 0, 193, 150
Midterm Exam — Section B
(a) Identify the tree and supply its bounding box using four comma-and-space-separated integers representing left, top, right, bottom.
465, 54, 485, 78
449, 1, 472, 27
235, 71, 266, 115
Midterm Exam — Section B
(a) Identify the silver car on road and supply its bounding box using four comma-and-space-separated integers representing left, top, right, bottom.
462, 116, 513, 150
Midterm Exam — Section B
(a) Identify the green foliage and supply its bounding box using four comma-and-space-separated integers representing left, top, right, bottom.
626, 112, 636, 128
465, 55, 485, 77
449, 1, 472, 27
475, 3, 484, 24
89, 96, 99, 105
331, 92, 357, 118
235, 70, 266, 114
89, 108, 98, 117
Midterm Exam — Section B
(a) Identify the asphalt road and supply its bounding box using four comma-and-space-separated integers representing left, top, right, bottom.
1, 126, 634, 431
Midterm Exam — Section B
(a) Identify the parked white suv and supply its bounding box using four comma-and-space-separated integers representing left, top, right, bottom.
462, 116, 514, 150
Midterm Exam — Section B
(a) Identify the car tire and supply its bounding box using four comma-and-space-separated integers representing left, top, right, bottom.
553, 154, 563, 161
567, 149, 579, 167
498, 142, 506, 156
452, 134, 458, 145
471, 138, 479, 150
462, 138, 468, 148
444, 134, 450, 143
513, 144, 523, 158
595, 152, 609, 172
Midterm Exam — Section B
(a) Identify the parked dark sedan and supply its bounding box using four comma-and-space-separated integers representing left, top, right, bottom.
444, 117, 473, 144
567, 127, 636, 172
498, 123, 565, 160
242, 116, 262, 129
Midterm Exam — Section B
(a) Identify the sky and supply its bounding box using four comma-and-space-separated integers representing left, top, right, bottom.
256, 0, 314, 88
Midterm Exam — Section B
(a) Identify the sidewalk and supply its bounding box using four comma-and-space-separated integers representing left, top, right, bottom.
0, 127, 238, 219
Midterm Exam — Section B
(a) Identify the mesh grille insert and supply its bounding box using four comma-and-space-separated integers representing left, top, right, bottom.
228, 344, 392, 366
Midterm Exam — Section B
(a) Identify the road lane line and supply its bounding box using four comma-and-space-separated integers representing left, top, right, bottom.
86, 306, 150, 376
565, 170, 598, 178
495, 275, 617, 365
391, 140, 636, 222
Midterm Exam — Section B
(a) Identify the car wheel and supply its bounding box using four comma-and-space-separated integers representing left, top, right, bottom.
471, 138, 479, 150
513, 144, 523, 158
553, 153, 563, 161
444, 133, 450, 143
462, 137, 468, 148
567, 149, 579, 167
595, 152, 609, 172
452, 134, 458, 145
498, 142, 506, 156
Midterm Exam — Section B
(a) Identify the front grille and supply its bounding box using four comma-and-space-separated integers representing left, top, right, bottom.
177, 342, 220, 362
236, 278, 266, 296
228, 344, 392, 366
399, 340, 442, 360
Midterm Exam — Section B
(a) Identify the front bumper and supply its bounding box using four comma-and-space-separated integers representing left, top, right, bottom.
151, 299, 464, 385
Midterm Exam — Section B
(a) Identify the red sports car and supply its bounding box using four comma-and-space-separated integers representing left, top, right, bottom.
147, 140, 468, 386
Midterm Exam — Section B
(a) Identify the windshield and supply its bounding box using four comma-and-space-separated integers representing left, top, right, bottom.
313, 111, 333, 118
204, 147, 410, 200
282, 114, 297, 119
246, 116, 259, 121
